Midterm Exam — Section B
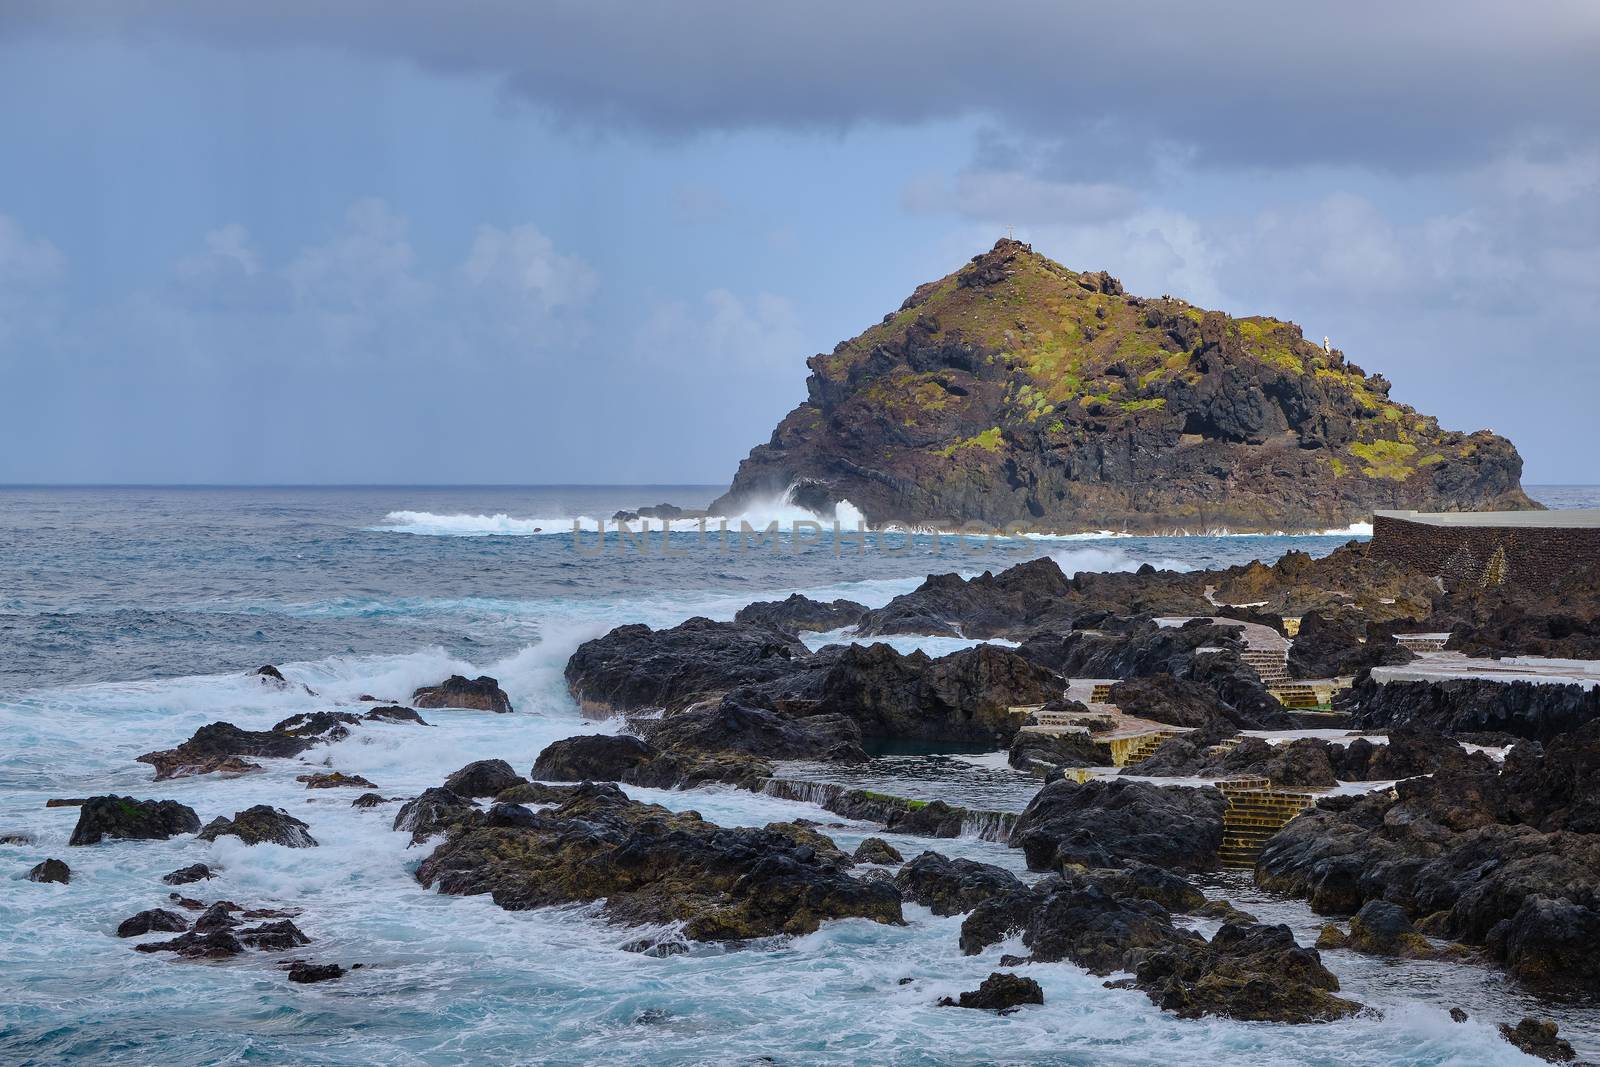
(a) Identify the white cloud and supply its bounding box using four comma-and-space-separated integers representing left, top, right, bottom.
904, 170, 1139, 226
637, 288, 803, 369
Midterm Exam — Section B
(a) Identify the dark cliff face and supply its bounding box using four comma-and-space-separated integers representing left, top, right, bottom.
711, 239, 1534, 532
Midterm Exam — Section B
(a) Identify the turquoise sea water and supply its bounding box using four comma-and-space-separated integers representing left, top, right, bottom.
1, 485, 1594, 1065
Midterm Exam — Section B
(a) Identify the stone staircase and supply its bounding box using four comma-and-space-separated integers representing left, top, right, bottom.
1216, 778, 1314, 870
1090, 683, 1115, 704
1242, 647, 1289, 685
1113, 730, 1174, 767
1269, 683, 1323, 709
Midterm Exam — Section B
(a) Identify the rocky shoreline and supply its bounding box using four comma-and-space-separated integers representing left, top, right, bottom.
18, 540, 1600, 1057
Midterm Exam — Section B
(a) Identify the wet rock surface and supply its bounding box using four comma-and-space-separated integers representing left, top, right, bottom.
852, 837, 903, 865
27, 858, 70, 883
938, 972, 1043, 1012
286, 960, 347, 984
136, 711, 382, 780
117, 908, 191, 937
198, 805, 318, 848
1131, 922, 1362, 1023
69, 796, 201, 846
162, 863, 216, 885
411, 675, 513, 714
415, 782, 903, 942
531, 733, 772, 791
297, 771, 376, 789
1498, 1017, 1577, 1063
894, 851, 1026, 916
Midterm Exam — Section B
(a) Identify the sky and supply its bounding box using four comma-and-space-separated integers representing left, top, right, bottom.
0, 2, 1597, 485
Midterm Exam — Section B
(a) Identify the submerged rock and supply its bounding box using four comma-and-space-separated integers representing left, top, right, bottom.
116, 908, 191, 937
1498, 1017, 1576, 1063
162, 863, 216, 885
135, 928, 246, 959
411, 675, 514, 713
938, 972, 1043, 1012
198, 806, 317, 848
297, 771, 377, 789
286, 960, 346, 984
362, 705, 429, 725
238, 919, 311, 951
137, 715, 358, 780
415, 782, 903, 942
27, 858, 70, 884
69, 796, 201, 846
351, 793, 389, 809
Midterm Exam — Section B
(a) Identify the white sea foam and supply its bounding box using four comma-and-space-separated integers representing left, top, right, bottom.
372, 486, 869, 538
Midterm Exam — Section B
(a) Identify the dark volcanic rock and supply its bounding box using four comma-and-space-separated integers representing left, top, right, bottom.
1008, 728, 1114, 772
1317, 899, 1435, 958
852, 837, 904, 865
1259, 722, 1600, 990
959, 875, 1192, 973
297, 771, 377, 789
117, 908, 190, 937
938, 972, 1043, 1011
734, 594, 867, 634
1287, 609, 1413, 680
135, 929, 246, 959
238, 919, 311, 951
1009, 779, 1226, 872
27, 858, 70, 883
444, 759, 527, 798
1498, 1017, 1577, 1063
393, 787, 478, 843
415, 782, 903, 941
411, 675, 513, 713
351, 792, 389, 809
641, 698, 867, 763
565, 618, 809, 715
162, 863, 216, 885
363, 705, 429, 725
493, 781, 581, 806
137, 712, 366, 780
198, 805, 317, 848
1133, 922, 1361, 1023
1347, 677, 1600, 741
69, 796, 201, 846
894, 851, 1026, 916
530, 734, 772, 790
286, 960, 346, 984
730, 641, 1060, 745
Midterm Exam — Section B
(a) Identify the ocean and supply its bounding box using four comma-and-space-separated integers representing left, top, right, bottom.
1, 484, 1595, 1066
